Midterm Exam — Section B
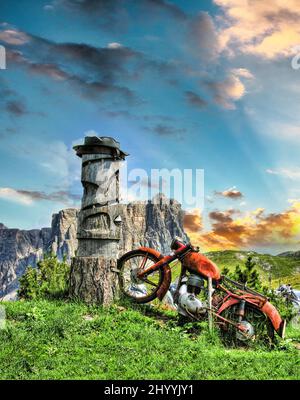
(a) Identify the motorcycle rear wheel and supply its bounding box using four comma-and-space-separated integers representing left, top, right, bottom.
219, 304, 275, 347
118, 250, 165, 304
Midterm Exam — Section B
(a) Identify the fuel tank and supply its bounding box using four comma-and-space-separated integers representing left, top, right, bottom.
183, 252, 221, 281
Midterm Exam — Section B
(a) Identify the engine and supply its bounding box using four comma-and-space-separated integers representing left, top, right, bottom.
176, 274, 207, 318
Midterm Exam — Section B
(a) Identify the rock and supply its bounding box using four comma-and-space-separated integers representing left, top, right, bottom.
0, 198, 188, 300
120, 197, 188, 254
47, 208, 79, 261
0, 226, 51, 299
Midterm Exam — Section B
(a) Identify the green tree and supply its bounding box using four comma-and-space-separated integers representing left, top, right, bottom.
221, 266, 230, 276
232, 264, 246, 284
231, 256, 262, 289
18, 267, 39, 300
18, 254, 70, 300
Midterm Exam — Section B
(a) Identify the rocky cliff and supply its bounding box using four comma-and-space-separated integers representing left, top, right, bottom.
120, 198, 188, 254
0, 199, 188, 299
0, 226, 52, 300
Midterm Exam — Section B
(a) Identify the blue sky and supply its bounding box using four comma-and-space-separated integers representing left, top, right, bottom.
1, 0, 300, 253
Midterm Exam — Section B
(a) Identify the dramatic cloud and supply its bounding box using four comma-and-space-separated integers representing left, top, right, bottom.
0, 187, 80, 206
214, 0, 300, 59
6, 48, 138, 104
144, 124, 187, 137
215, 186, 243, 199
184, 201, 300, 251
3, 26, 177, 106
0, 79, 31, 118
185, 91, 207, 109
5, 100, 28, 116
187, 12, 220, 61
139, 0, 187, 21
0, 29, 30, 45
57, 0, 187, 21
0, 188, 33, 205
205, 68, 253, 109
183, 209, 202, 232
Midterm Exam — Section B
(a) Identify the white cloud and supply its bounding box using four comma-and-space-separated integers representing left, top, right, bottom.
44, 4, 54, 11
208, 68, 253, 109
0, 29, 30, 45
0, 188, 33, 205
231, 68, 254, 79
107, 42, 122, 49
214, 0, 300, 59
266, 168, 300, 180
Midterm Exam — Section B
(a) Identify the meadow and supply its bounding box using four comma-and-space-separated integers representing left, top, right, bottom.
0, 299, 299, 380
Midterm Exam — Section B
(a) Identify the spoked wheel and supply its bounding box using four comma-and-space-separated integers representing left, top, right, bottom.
219, 304, 275, 348
118, 250, 165, 304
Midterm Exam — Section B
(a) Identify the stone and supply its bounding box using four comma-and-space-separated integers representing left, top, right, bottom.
0, 226, 51, 299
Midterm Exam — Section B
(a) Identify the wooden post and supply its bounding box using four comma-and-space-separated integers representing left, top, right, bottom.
208, 277, 213, 332
69, 136, 128, 304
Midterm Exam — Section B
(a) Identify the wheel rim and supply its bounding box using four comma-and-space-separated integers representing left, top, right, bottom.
220, 305, 274, 347
120, 254, 163, 301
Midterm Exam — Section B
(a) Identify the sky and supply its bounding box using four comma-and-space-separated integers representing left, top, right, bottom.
0, 0, 300, 254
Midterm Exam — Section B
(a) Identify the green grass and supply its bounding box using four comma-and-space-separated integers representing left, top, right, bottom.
204, 250, 300, 289
0, 300, 299, 380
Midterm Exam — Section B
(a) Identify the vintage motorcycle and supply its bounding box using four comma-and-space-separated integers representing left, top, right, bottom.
117, 238, 286, 345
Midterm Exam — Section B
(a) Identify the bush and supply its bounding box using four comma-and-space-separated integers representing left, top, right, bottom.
18, 254, 70, 300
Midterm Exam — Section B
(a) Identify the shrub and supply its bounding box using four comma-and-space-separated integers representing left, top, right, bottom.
18, 254, 70, 300
221, 255, 296, 322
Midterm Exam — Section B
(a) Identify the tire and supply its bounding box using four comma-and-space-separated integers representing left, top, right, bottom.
219, 303, 275, 348
118, 249, 165, 304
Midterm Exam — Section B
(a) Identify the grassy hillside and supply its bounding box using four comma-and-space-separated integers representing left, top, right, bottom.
205, 250, 300, 289
0, 300, 299, 380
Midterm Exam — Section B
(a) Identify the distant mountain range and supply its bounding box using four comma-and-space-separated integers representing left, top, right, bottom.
206, 250, 300, 289
278, 251, 300, 259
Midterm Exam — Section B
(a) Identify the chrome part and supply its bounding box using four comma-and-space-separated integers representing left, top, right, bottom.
236, 320, 255, 341
176, 278, 206, 318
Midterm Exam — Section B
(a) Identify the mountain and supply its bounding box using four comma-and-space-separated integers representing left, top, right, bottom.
278, 250, 300, 259
0, 199, 188, 300
0, 226, 52, 300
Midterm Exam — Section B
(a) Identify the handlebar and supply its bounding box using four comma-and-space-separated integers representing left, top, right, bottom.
170, 238, 200, 257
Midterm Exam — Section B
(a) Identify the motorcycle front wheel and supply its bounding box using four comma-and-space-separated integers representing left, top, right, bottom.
117, 249, 165, 304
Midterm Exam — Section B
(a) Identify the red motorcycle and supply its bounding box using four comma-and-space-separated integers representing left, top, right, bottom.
118, 238, 286, 345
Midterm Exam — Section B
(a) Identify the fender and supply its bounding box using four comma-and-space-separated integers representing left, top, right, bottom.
138, 247, 163, 260
217, 297, 286, 338
117, 247, 163, 268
